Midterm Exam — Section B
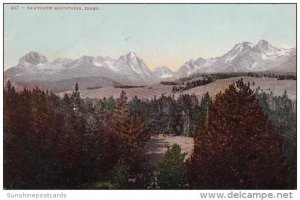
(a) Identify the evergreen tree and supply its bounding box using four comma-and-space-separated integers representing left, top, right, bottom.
71, 82, 81, 111
187, 80, 288, 189
256, 91, 297, 188
158, 144, 186, 189
4, 81, 20, 188
199, 92, 213, 124
104, 91, 150, 168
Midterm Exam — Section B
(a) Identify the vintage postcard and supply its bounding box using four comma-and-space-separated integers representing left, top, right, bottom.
3, 3, 296, 191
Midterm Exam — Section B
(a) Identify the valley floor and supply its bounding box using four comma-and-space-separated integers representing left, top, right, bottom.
58, 76, 296, 100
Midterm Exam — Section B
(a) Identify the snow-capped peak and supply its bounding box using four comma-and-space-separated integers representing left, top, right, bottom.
119, 52, 138, 62
223, 43, 250, 64
256, 39, 271, 49
126, 51, 137, 60
231, 42, 253, 52
19, 51, 48, 65
253, 40, 285, 60
242, 41, 254, 48
93, 56, 115, 67
79, 55, 95, 63
153, 66, 174, 79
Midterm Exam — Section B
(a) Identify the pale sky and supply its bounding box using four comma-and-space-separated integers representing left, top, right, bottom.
4, 4, 296, 71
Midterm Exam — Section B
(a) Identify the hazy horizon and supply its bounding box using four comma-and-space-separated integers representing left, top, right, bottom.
4, 4, 296, 71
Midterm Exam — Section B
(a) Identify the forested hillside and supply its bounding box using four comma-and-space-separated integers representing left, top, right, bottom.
3, 79, 296, 189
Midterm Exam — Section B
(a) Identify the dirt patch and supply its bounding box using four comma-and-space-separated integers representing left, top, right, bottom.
144, 134, 194, 167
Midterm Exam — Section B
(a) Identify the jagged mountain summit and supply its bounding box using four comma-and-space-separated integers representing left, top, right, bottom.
113, 52, 157, 83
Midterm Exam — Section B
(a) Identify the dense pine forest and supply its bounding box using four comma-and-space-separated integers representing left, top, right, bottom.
3, 79, 296, 189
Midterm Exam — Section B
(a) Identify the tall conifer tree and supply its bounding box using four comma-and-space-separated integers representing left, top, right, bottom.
187, 80, 288, 189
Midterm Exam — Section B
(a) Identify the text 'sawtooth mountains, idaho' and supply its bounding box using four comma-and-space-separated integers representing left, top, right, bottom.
5, 40, 296, 91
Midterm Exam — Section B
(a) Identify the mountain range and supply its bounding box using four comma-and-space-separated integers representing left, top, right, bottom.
175, 40, 295, 78
4, 40, 296, 91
